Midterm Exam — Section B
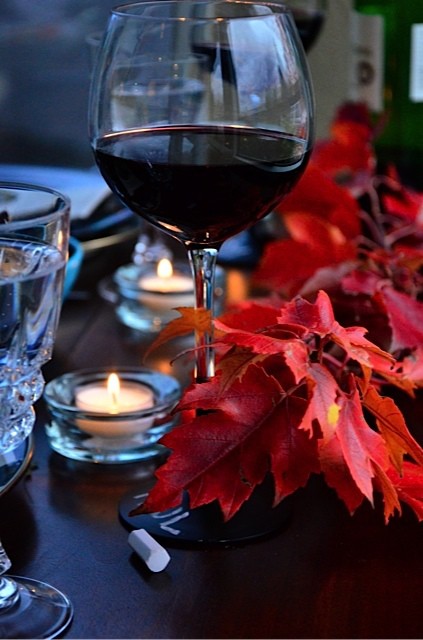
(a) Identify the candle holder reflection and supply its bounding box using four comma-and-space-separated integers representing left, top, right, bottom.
106, 258, 226, 333
44, 367, 181, 464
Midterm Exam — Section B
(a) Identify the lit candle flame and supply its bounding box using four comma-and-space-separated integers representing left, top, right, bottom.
58, 229, 65, 253
157, 258, 173, 279
107, 373, 120, 413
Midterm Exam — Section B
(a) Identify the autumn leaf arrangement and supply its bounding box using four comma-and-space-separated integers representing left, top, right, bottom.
136, 103, 423, 525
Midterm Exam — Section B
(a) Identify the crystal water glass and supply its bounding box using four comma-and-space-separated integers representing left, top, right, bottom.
0, 182, 73, 639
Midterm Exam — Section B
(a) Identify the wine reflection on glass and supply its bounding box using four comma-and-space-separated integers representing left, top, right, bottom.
284, 0, 327, 51
89, 0, 314, 384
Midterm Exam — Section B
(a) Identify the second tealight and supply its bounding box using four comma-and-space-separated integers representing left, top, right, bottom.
113, 258, 226, 333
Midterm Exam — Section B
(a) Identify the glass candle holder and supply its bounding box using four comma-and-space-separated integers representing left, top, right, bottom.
44, 367, 181, 464
112, 260, 226, 333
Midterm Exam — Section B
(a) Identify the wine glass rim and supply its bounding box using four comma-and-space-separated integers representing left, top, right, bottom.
0, 181, 70, 228
112, 0, 292, 21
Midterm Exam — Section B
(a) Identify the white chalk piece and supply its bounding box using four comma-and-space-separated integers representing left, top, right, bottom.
128, 529, 171, 572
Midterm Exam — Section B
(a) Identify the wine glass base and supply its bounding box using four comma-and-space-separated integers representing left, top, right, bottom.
119, 476, 293, 545
0, 576, 73, 639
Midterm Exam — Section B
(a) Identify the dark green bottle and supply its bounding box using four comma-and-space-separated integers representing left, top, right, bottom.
350, 1, 423, 189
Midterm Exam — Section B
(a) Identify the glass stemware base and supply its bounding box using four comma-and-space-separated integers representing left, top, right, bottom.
0, 575, 73, 639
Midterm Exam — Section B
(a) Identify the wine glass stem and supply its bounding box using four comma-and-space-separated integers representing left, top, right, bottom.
187, 247, 218, 383
0, 543, 19, 610
0, 542, 11, 575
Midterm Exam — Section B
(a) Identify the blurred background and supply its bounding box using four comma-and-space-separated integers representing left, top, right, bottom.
0, 0, 351, 169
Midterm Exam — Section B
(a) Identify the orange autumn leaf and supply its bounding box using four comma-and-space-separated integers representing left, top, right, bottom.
144, 306, 212, 357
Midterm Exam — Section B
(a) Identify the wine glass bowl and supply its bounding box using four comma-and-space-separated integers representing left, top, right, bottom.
89, 0, 314, 381
90, 2, 313, 248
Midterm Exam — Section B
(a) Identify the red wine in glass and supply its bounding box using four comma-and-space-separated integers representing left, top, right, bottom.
94, 125, 310, 248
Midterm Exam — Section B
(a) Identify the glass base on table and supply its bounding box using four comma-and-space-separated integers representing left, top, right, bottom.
0, 576, 73, 639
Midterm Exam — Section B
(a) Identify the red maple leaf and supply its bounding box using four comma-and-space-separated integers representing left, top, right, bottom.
254, 167, 361, 298
401, 347, 423, 385
276, 163, 362, 239
138, 365, 318, 520
252, 101, 423, 375
331, 384, 389, 502
311, 101, 384, 184
375, 287, 423, 353
379, 174, 423, 224
386, 462, 423, 522
341, 269, 383, 296
319, 434, 366, 514
217, 300, 282, 332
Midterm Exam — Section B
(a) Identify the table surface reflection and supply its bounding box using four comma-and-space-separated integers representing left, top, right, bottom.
1, 254, 423, 640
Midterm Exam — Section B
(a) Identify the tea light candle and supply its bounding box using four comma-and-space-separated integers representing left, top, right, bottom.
75, 373, 155, 438
44, 367, 181, 463
138, 258, 194, 312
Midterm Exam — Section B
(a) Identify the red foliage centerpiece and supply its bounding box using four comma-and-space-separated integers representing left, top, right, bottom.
133, 104, 423, 526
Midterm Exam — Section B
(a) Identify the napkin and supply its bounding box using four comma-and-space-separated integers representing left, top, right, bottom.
0, 164, 111, 221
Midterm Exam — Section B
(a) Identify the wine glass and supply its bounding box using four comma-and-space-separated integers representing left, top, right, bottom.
284, 0, 327, 51
0, 183, 73, 638
89, 0, 314, 384
86, 29, 175, 316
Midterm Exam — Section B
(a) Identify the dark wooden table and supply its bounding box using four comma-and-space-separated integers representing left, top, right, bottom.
1, 252, 423, 640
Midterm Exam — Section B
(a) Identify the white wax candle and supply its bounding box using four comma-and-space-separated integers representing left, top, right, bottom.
138, 258, 194, 312
75, 375, 155, 438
